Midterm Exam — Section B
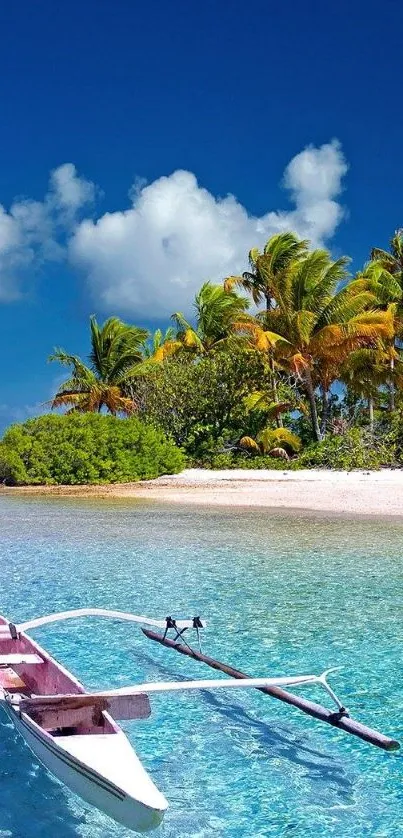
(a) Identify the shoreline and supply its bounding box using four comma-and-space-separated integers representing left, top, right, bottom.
2, 468, 403, 517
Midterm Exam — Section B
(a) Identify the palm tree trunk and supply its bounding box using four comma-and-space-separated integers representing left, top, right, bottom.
389, 356, 395, 412
266, 291, 283, 429
270, 358, 283, 428
320, 386, 329, 437
368, 396, 374, 433
304, 369, 322, 442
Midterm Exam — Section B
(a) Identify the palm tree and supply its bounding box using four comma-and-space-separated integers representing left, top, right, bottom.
360, 239, 403, 411
171, 281, 250, 352
261, 250, 395, 440
224, 233, 308, 419
224, 232, 308, 312
228, 319, 290, 427
371, 229, 403, 278
340, 346, 398, 433
49, 316, 149, 414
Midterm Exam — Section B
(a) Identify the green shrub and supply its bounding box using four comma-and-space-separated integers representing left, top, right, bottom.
0, 446, 29, 485
192, 426, 395, 470
382, 410, 403, 465
0, 414, 185, 485
207, 452, 236, 469
202, 451, 301, 470
297, 428, 393, 470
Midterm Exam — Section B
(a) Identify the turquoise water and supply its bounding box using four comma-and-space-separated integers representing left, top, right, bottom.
0, 496, 402, 837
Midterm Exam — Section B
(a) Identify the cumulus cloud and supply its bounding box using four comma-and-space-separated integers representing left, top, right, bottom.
70, 139, 348, 317
49, 163, 96, 216
0, 140, 347, 313
0, 164, 95, 301
281, 140, 348, 242
0, 208, 32, 300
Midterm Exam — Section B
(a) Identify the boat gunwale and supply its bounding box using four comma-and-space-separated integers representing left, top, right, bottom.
0, 614, 120, 735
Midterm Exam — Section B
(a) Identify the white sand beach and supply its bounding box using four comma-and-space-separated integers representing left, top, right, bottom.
5, 469, 403, 517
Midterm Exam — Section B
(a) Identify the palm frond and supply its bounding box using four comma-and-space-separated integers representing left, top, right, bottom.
223, 275, 244, 292
239, 436, 260, 453
315, 289, 376, 329
294, 310, 317, 346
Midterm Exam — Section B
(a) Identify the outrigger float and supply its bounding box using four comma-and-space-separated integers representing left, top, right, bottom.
0, 609, 399, 833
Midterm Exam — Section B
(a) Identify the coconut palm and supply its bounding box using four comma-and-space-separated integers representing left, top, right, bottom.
171, 281, 250, 352
224, 233, 308, 418
224, 232, 308, 311
353, 261, 402, 306
358, 248, 403, 411
340, 346, 399, 432
49, 316, 149, 414
261, 249, 395, 440
371, 229, 403, 279
239, 427, 302, 458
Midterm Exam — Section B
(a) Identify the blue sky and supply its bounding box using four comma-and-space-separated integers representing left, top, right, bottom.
1, 0, 402, 431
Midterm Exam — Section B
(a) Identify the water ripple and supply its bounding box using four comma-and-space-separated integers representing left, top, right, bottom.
0, 496, 402, 837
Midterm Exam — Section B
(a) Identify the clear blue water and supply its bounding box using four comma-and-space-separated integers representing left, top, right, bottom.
0, 496, 402, 838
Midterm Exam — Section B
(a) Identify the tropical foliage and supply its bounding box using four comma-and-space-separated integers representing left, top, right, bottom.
133, 349, 267, 459
240, 428, 302, 459
0, 414, 185, 485
259, 250, 394, 440
171, 281, 249, 352
4, 228, 403, 481
297, 428, 393, 471
224, 232, 308, 311
49, 316, 148, 414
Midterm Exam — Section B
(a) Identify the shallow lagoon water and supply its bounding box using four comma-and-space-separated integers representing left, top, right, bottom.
0, 495, 402, 837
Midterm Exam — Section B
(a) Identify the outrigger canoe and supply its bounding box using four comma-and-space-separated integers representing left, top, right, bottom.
0, 608, 399, 833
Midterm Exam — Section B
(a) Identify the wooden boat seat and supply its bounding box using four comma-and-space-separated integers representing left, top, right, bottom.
0, 666, 29, 693
22, 696, 108, 730
19, 693, 151, 731
0, 654, 43, 666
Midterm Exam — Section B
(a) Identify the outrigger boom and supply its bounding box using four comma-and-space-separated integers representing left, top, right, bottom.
0, 608, 399, 834
17, 667, 347, 714
0, 608, 206, 639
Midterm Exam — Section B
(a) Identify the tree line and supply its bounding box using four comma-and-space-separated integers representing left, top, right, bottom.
48, 230, 403, 467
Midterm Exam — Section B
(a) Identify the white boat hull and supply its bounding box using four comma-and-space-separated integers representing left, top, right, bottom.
3, 702, 167, 832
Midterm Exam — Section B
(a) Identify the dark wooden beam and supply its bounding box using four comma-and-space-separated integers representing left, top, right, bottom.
142, 628, 399, 752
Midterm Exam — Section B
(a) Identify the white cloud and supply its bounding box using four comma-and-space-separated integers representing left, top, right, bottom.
0, 164, 94, 301
0, 206, 33, 301
0, 140, 348, 313
49, 163, 96, 216
70, 139, 348, 317
281, 140, 348, 242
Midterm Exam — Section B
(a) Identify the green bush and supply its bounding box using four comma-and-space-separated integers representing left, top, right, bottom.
381, 410, 403, 465
199, 427, 394, 471
207, 452, 236, 469
297, 428, 393, 470
0, 414, 185, 485
204, 451, 301, 470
